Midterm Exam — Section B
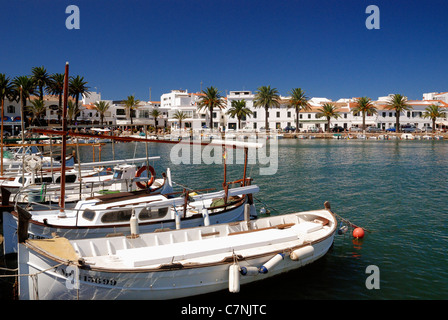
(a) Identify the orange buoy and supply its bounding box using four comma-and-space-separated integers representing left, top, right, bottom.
353, 227, 365, 239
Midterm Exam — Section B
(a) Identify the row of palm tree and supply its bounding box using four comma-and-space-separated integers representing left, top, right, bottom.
194, 86, 446, 133
0, 66, 90, 128
320, 94, 445, 133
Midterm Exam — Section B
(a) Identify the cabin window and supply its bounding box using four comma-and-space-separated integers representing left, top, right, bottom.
82, 209, 96, 221
101, 209, 133, 223
56, 174, 77, 183
139, 207, 169, 220
113, 170, 122, 179
35, 176, 53, 183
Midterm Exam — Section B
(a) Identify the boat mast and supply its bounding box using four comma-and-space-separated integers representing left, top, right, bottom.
58, 62, 69, 217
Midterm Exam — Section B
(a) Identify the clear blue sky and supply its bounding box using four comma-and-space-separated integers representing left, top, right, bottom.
1, 0, 447, 101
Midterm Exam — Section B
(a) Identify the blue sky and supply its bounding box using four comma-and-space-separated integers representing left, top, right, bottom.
1, 0, 447, 101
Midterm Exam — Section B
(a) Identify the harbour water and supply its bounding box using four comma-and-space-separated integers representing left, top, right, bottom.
1, 138, 447, 300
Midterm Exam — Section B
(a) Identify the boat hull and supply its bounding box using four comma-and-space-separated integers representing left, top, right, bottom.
19, 230, 334, 300
18, 209, 336, 300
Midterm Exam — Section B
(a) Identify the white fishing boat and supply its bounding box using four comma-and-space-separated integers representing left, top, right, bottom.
2, 182, 258, 254
17, 201, 336, 300
401, 133, 414, 140
0, 156, 171, 203
1, 145, 65, 170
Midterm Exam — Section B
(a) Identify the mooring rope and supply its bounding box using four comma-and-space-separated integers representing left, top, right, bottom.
0, 262, 66, 279
253, 196, 280, 214
332, 211, 372, 233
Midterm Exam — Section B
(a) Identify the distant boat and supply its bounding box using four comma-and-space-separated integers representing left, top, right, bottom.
332, 134, 342, 139
401, 133, 414, 140
17, 202, 336, 300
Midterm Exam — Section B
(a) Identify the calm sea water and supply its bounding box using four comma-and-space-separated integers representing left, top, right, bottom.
2, 138, 447, 300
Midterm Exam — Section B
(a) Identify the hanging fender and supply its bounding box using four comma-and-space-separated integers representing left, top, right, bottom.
135, 165, 156, 189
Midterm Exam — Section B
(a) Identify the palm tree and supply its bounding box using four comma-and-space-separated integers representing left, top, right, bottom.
31, 66, 50, 101
69, 75, 90, 124
94, 101, 110, 126
385, 94, 412, 132
0, 74, 16, 174
317, 103, 341, 132
27, 99, 47, 126
67, 100, 80, 125
226, 99, 253, 130
198, 86, 227, 131
423, 104, 446, 133
173, 110, 188, 130
13, 75, 37, 128
254, 85, 280, 131
197, 86, 226, 131
151, 109, 161, 128
123, 95, 140, 125
352, 96, 377, 132
0, 73, 15, 124
287, 88, 310, 133
46, 73, 65, 122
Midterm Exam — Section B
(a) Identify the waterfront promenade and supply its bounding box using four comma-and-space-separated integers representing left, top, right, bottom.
280, 132, 448, 139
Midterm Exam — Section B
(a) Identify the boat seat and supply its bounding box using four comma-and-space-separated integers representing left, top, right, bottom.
292, 221, 323, 234
115, 228, 298, 268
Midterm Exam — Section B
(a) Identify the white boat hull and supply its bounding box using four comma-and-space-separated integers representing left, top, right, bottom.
3, 197, 250, 254
18, 208, 336, 300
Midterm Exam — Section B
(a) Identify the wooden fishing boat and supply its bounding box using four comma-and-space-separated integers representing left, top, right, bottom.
0, 156, 172, 204
2, 183, 258, 254
17, 201, 336, 300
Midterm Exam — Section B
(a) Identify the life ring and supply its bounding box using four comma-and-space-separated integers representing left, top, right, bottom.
23, 155, 43, 173
135, 165, 155, 189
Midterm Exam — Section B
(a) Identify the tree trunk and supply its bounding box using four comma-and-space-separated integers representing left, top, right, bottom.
396, 113, 400, 133
209, 107, 213, 131
58, 94, 62, 122
327, 118, 331, 133
265, 106, 269, 131
295, 107, 300, 133
362, 112, 366, 132
74, 95, 79, 124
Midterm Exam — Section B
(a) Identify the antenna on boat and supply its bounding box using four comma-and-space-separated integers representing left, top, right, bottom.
58, 62, 69, 218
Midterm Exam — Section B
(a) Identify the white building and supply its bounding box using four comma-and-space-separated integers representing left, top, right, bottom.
162, 89, 228, 131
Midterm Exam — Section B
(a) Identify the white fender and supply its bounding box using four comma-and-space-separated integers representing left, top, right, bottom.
290, 246, 314, 261
202, 208, 210, 226
259, 253, 284, 274
130, 209, 139, 235
240, 266, 259, 276
228, 264, 240, 293
175, 210, 181, 230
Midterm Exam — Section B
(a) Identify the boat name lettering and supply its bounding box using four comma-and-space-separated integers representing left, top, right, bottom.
28, 233, 49, 240
83, 275, 117, 286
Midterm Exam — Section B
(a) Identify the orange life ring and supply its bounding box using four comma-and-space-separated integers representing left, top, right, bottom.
135, 165, 155, 189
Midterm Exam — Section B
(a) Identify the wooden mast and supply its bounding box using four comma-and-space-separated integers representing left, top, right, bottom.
58, 62, 69, 217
